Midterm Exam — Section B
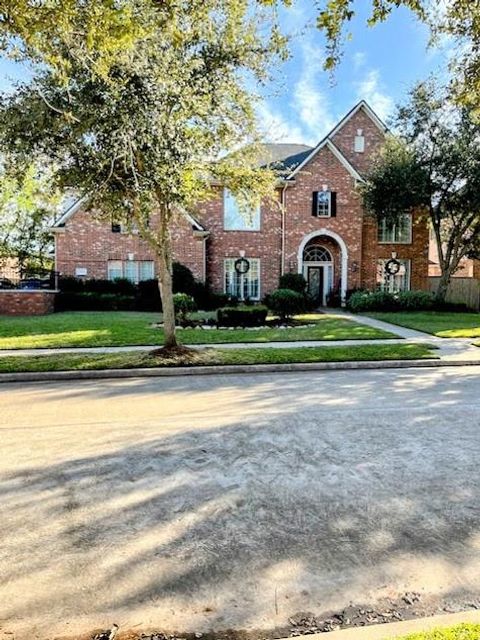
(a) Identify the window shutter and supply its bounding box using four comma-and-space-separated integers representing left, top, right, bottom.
111, 223, 121, 233
312, 191, 319, 217
330, 192, 337, 217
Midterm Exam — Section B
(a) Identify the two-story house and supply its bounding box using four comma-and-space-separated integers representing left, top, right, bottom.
52, 101, 430, 305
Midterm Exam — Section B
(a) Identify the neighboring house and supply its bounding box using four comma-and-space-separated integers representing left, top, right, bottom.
428, 230, 480, 279
52, 100, 430, 305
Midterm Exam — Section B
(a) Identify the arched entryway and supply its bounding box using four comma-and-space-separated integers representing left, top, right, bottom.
297, 229, 348, 306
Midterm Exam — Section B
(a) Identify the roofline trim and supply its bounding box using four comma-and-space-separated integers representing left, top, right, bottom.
288, 138, 364, 182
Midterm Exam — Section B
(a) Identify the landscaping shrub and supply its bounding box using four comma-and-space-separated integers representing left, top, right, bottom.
348, 289, 436, 313
172, 262, 196, 296
58, 276, 85, 292
56, 292, 136, 311
267, 288, 305, 320
217, 305, 268, 327
279, 273, 307, 293
136, 279, 161, 311
347, 290, 397, 312
396, 290, 435, 310
173, 292, 197, 323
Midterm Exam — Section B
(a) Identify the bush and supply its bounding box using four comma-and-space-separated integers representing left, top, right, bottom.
173, 292, 197, 323
267, 288, 305, 320
58, 276, 85, 292
396, 290, 435, 310
136, 279, 161, 311
173, 262, 196, 296
56, 292, 135, 311
347, 289, 436, 313
217, 305, 268, 327
279, 273, 307, 294
347, 291, 397, 313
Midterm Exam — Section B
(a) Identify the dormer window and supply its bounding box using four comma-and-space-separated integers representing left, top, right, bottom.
354, 129, 365, 153
312, 190, 337, 218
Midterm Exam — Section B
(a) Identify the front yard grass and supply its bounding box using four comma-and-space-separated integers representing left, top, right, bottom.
395, 624, 480, 639
0, 343, 435, 373
366, 311, 480, 338
0, 311, 397, 350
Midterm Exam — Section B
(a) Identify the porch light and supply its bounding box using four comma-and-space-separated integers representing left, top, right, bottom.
391, 251, 397, 260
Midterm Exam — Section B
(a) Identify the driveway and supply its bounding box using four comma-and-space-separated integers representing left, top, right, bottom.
1, 367, 480, 639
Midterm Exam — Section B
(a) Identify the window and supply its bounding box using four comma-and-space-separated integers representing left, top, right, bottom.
107, 260, 123, 280
378, 214, 412, 244
224, 258, 260, 300
111, 222, 139, 234
312, 191, 336, 217
224, 190, 260, 231
354, 129, 365, 153
376, 259, 411, 292
303, 245, 332, 262
107, 260, 155, 282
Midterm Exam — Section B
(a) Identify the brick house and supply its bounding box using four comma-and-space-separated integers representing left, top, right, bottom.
52, 101, 429, 305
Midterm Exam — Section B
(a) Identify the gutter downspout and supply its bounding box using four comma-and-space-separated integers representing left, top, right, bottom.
281, 184, 288, 275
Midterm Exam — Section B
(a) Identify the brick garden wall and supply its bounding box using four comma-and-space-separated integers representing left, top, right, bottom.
0, 291, 57, 316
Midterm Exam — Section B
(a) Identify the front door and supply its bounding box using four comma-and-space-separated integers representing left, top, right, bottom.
307, 266, 324, 305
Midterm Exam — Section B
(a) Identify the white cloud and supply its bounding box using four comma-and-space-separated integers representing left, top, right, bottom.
291, 40, 336, 143
353, 51, 366, 71
256, 101, 308, 144
355, 69, 394, 121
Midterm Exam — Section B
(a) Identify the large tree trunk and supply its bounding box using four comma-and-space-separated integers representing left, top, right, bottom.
435, 270, 450, 304
157, 208, 177, 349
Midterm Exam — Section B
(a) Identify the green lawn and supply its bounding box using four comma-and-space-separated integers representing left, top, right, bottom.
366, 311, 480, 338
0, 311, 397, 350
0, 343, 435, 373
395, 624, 480, 639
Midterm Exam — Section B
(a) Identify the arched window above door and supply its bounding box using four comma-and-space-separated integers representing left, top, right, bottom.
303, 245, 332, 262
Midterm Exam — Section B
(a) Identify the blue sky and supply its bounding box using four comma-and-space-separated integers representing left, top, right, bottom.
257, 1, 453, 145
0, 2, 452, 147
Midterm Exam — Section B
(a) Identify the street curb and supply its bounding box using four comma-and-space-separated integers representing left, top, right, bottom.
287, 609, 480, 639
1, 358, 480, 383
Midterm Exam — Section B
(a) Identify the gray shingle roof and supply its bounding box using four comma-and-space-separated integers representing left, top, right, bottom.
258, 143, 313, 173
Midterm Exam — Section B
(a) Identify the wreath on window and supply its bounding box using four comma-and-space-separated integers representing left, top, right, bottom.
385, 258, 401, 275
234, 258, 250, 274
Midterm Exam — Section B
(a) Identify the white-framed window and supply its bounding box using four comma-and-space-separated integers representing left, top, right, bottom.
354, 129, 365, 153
107, 260, 123, 280
224, 189, 260, 231
224, 258, 260, 300
111, 222, 139, 234
316, 191, 331, 217
376, 259, 411, 292
107, 260, 155, 283
378, 214, 412, 244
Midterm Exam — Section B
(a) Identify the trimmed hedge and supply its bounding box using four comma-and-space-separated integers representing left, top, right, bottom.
56, 292, 136, 311
347, 290, 435, 313
267, 288, 305, 320
173, 293, 197, 322
217, 305, 268, 327
279, 273, 307, 293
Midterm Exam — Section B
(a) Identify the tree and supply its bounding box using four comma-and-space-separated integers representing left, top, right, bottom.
362, 81, 480, 302
0, 163, 60, 276
0, 2, 283, 349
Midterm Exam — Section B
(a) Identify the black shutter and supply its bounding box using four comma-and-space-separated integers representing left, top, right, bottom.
111, 222, 121, 233
312, 191, 319, 217
330, 192, 337, 217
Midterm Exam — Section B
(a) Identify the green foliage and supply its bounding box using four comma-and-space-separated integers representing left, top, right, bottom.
173, 292, 197, 323
0, 163, 60, 272
56, 292, 136, 311
363, 81, 480, 302
347, 289, 435, 312
217, 305, 268, 327
279, 272, 307, 293
267, 288, 305, 320
172, 262, 196, 297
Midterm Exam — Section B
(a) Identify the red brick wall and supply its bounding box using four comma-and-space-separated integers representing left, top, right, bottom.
361, 212, 429, 291
55, 210, 204, 281
0, 291, 56, 316
195, 187, 282, 297
331, 107, 385, 175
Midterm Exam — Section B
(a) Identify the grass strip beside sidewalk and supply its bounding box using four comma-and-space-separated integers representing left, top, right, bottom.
395, 623, 480, 639
0, 343, 436, 373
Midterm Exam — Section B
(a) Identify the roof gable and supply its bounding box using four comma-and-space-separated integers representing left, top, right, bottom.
287, 100, 386, 181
